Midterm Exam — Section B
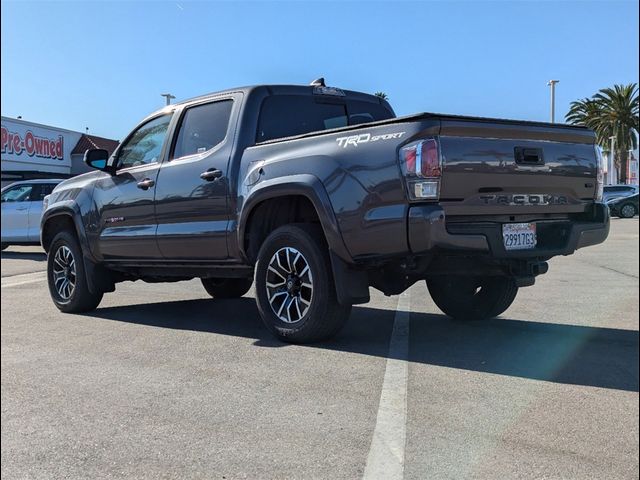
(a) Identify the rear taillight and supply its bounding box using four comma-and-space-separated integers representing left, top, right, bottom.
400, 138, 442, 200
595, 146, 604, 201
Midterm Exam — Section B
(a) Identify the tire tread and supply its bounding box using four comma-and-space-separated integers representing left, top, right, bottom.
427, 276, 518, 320
201, 277, 253, 299
48, 231, 102, 313
255, 224, 350, 343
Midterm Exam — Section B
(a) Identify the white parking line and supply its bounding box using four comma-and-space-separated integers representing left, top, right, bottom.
363, 290, 411, 480
1, 271, 47, 288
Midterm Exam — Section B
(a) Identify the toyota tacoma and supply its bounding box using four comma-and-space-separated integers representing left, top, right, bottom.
41, 81, 610, 342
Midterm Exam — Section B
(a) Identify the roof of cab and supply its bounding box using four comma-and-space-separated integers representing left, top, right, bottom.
146, 84, 387, 119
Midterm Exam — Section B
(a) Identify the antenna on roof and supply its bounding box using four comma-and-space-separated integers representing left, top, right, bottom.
310, 77, 326, 87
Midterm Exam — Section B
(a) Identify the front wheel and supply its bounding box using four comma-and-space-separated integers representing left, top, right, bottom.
254, 224, 351, 343
619, 203, 637, 219
47, 231, 103, 313
426, 275, 518, 320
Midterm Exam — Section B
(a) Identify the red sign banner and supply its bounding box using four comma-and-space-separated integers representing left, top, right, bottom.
1, 126, 64, 160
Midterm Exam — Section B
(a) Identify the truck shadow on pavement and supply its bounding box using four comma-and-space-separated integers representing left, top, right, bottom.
1, 251, 47, 262
88, 297, 639, 393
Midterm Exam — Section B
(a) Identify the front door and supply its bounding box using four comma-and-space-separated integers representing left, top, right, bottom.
154, 97, 238, 260
92, 114, 173, 260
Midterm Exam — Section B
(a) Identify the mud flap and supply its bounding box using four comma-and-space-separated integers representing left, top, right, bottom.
83, 256, 116, 294
329, 251, 370, 305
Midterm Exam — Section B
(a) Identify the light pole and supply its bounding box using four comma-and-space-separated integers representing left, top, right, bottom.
161, 93, 176, 106
547, 80, 559, 123
609, 135, 616, 184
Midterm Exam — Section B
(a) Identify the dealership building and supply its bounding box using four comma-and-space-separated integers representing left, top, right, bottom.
1, 116, 119, 188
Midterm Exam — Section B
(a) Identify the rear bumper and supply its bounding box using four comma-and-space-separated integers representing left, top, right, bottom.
408, 203, 610, 258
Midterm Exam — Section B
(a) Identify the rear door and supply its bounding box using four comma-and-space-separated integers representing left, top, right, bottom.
92, 114, 173, 259
154, 96, 238, 260
1, 183, 33, 241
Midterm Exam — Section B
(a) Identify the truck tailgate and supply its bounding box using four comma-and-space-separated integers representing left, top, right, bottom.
436, 118, 597, 216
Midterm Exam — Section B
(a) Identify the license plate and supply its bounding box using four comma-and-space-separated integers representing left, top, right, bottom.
502, 223, 537, 250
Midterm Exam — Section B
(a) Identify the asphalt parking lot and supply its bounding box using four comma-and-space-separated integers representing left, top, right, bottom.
1, 219, 638, 479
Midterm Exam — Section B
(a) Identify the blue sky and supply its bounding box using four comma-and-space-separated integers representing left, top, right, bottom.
1, 0, 638, 140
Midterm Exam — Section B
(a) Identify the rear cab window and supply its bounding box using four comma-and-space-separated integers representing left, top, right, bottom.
172, 100, 234, 160
347, 99, 394, 125
257, 94, 394, 142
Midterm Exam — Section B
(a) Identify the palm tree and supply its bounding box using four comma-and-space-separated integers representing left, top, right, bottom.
566, 84, 639, 183
565, 98, 603, 134
374, 92, 388, 100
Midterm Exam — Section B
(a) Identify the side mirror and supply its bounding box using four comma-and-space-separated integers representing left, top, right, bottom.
84, 149, 111, 171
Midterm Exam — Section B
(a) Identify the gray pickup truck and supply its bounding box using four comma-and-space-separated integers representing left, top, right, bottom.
41, 81, 609, 343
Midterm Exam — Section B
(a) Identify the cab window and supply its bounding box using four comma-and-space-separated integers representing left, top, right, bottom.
257, 96, 347, 142
172, 100, 234, 160
347, 99, 394, 125
1, 184, 33, 202
256, 95, 394, 142
117, 114, 172, 169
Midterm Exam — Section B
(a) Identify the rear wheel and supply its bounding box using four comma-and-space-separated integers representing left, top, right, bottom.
619, 203, 637, 218
201, 277, 253, 299
427, 275, 518, 320
47, 231, 103, 313
255, 224, 351, 343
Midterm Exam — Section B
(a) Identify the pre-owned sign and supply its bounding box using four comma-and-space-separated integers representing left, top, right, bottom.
0, 117, 79, 174
1, 127, 64, 160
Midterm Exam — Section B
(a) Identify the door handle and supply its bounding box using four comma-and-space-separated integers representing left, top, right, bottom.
200, 168, 223, 181
514, 147, 544, 165
137, 178, 155, 190
16, 206, 29, 211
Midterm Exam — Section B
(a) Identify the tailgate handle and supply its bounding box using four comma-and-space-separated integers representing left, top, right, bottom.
514, 147, 544, 165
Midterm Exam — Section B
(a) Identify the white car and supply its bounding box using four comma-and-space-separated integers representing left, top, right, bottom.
1, 179, 64, 250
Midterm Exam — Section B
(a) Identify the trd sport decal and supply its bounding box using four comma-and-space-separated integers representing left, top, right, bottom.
336, 131, 405, 148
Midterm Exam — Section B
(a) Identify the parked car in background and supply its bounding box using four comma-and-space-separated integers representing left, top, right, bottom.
603, 184, 639, 203
607, 193, 639, 218
1, 179, 64, 250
